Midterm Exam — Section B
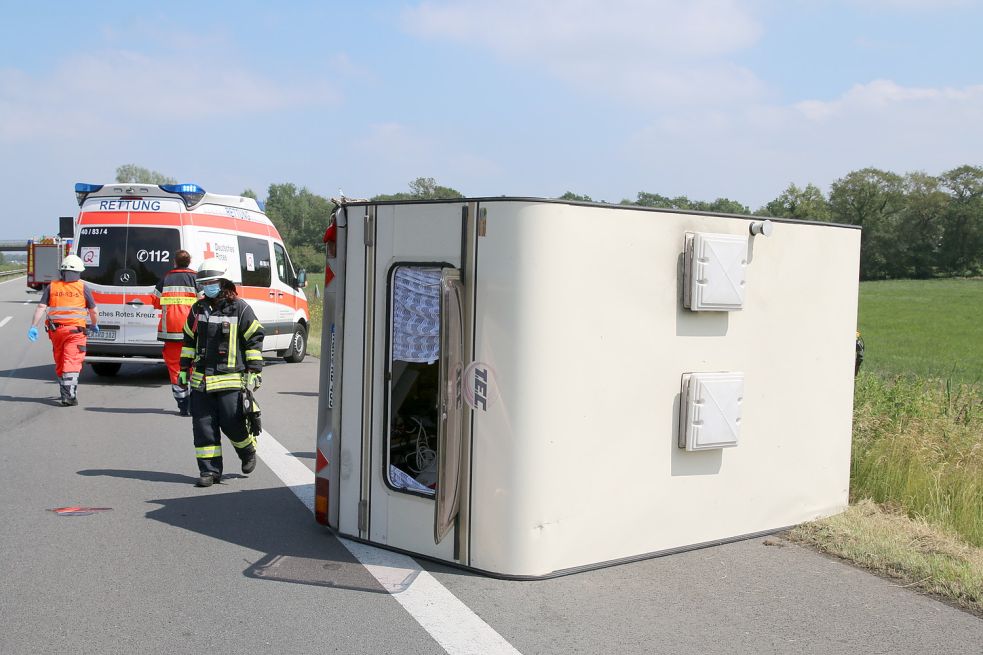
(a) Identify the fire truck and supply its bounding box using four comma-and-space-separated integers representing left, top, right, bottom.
26, 236, 72, 291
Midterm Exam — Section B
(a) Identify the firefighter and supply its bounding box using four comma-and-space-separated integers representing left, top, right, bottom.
26, 254, 99, 406
179, 257, 265, 487
151, 249, 198, 416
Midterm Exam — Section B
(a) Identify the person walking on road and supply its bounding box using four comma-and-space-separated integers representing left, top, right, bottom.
26, 254, 99, 406
180, 257, 265, 487
151, 249, 198, 416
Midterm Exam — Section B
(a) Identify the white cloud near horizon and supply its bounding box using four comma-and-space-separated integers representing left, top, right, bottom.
402, 0, 768, 105
0, 46, 340, 143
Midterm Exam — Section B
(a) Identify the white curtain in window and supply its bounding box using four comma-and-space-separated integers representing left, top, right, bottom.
392, 267, 441, 363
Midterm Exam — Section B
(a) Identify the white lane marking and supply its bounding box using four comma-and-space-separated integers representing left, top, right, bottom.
0, 316, 11, 328
0, 275, 26, 286
256, 430, 522, 655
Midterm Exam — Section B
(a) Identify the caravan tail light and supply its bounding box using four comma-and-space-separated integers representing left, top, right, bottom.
314, 477, 329, 525
323, 221, 337, 259
160, 183, 206, 209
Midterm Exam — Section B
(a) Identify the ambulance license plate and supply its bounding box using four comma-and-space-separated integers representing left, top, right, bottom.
88, 329, 117, 340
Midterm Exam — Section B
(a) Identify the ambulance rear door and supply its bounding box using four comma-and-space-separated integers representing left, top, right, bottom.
77, 200, 183, 349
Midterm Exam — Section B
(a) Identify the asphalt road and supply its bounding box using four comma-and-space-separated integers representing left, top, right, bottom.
0, 274, 980, 655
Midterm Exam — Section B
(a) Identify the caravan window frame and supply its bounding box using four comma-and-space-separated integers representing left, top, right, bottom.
382, 261, 454, 499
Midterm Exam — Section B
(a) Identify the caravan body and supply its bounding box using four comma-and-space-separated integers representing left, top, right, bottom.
315, 198, 861, 578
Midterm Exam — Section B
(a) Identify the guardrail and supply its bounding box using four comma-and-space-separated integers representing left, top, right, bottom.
0, 268, 27, 278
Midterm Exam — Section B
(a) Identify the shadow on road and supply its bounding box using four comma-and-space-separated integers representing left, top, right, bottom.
278, 391, 318, 397
288, 451, 315, 459
0, 393, 62, 406
0, 364, 55, 381
79, 469, 201, 484
145, 487, 388, 594
85, 406, 175, 415
78, 469, 249, 483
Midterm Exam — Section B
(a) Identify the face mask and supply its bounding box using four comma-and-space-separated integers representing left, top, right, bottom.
201, 283, 221, 298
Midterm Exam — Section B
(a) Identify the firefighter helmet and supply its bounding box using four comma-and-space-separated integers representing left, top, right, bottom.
196, 257, 230, 283
60, 254, 85, 272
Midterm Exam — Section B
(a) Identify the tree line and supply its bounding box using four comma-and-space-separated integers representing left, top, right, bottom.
117, 165, 983, 280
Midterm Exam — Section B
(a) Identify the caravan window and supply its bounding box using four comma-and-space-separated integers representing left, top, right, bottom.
238, 236, 271, 287
385, 266, 443, 497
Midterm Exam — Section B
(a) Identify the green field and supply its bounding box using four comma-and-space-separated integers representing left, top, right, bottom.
792, 278, 983, 612
858, 279, 983, 384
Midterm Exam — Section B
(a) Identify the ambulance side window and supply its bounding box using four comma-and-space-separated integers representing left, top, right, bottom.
273, 242, 296, 287
238, 236, 271, 287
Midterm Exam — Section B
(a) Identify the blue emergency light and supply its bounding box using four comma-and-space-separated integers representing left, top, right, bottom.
74, 183, 104, 206
160, 183, 206, 209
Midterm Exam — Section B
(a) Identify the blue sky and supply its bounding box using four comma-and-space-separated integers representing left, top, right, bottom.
1, 0, 981, 238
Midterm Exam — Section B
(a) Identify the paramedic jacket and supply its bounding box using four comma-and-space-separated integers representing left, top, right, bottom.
179, 297, 265, 392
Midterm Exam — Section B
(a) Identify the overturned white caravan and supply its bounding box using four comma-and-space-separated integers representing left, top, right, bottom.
314, 197, 861, 579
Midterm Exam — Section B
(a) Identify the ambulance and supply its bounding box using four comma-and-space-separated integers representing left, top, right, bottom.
72, 182, 310, 376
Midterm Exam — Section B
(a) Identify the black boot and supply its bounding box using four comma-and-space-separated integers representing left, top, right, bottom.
177, 398, 190, 417
241, 451, 257, 474
195, 473, 220, 487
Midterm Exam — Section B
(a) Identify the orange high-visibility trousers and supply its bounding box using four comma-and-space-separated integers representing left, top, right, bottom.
162, 341, 183, 384
49, 326, 87, 377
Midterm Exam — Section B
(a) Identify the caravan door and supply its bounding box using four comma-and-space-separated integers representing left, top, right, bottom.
361, 203, 468, 562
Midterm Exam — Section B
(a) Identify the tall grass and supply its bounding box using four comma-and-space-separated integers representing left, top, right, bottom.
851, 371, 983, 547
307, 292, 323, 358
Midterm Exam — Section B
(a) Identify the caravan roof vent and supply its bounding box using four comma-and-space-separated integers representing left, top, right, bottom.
678, 372, 744, 451
683, 232, 748, 311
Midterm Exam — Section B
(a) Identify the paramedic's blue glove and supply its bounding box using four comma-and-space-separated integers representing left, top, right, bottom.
90, 324, 100, 334
246, 371, 262, 392
178, 370, 188, 386
27, 327, 38, 342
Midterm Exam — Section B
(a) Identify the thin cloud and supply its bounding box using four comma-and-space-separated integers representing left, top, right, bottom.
0, 46, 340, 142
403, 0, 767, 105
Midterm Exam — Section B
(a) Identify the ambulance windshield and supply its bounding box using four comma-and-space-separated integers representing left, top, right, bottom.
78, 226, 181, 286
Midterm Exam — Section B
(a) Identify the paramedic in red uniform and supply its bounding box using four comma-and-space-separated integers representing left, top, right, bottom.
26, 254, 99, 406
151, 249, 198, 416
179, 258, 265, 487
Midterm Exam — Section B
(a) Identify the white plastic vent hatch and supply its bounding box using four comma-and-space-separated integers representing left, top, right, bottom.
683, 232, 749, 311
678, 372, 744, 451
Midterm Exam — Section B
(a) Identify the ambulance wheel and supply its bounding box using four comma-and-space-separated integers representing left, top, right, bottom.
284, 324, 307, 363
91, 362, 121, 377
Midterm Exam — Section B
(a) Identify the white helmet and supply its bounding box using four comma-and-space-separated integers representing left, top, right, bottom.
196, 257, 229, 283
60, 254, 85, 272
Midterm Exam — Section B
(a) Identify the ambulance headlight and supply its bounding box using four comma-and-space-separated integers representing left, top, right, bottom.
74, 183, 104, 207
160, 183, 206, 209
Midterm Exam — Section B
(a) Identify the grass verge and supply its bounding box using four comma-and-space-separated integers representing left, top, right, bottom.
789, 500, 983, 616
307, 293, 323, 359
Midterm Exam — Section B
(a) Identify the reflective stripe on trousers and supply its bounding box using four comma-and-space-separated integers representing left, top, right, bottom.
190, 389, 255, 477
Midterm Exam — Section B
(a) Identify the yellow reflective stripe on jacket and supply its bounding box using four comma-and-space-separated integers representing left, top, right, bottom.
196, 445, 222, 458
160, 297, 197, 306
230, 434, 256, 449
245, 349, 262, 361
203, 373, 244, 392
162, 285, 197, 295
242, 320, 262, 340
183, 323, 195, 338
180, 347, 196, 358
227, 325, 237, 369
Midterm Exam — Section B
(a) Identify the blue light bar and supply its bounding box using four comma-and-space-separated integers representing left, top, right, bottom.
160, 183, 206, 208
74, 182, 104, 207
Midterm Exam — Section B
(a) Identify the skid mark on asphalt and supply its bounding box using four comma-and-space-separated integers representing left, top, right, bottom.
256, 430, 522, 655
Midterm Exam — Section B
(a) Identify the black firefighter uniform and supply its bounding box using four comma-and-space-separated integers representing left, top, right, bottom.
179, 297, 264, 479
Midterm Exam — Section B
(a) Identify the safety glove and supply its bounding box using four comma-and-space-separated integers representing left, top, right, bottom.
90, 324, 100, 333
246, 371, 262, 392
27, 326, 38, 342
